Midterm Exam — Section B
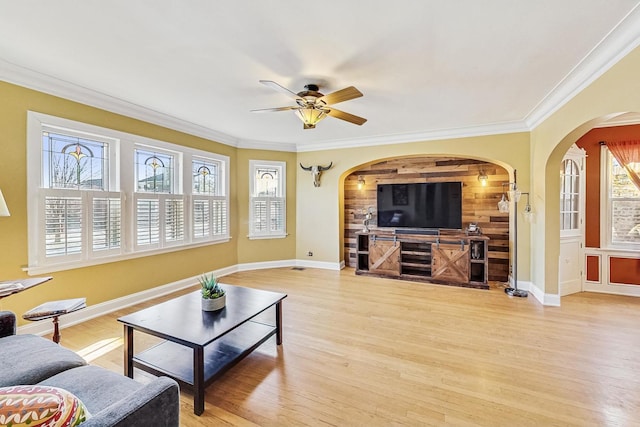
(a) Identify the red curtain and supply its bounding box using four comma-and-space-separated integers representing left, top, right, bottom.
607, 140, 640, 191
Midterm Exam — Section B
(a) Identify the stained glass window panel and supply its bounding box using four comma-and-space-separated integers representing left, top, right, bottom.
42, 131, 107, 190
254, 167, 279, 197
192, 159, 219, 195
135, 149, 174, 193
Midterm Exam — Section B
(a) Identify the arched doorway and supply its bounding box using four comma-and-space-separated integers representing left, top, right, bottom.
546, 113, 640, 299
342, 155, 511, 283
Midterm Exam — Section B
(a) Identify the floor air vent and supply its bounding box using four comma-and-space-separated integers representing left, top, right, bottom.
291, 267, 306, 271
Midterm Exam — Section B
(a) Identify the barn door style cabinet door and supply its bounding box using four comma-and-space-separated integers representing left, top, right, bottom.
355, 231, 489, 289
367, 235, 400, 277
431, 241, 470, 284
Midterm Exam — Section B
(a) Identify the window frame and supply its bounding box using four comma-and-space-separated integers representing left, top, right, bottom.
191, 156, 228, 243
132, 144, 185, 251
27, 111, 230, 274
600, 146, 640, 250
560, 158, 581, 238
248, 160, 287, 239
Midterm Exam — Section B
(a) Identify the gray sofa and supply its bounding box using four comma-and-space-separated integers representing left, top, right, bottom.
0, 310, 180, 426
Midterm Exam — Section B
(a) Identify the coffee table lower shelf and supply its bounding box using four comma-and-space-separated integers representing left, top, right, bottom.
132, 320, 276, 389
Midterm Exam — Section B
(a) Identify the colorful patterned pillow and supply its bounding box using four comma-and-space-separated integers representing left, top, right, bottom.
0, 385, 90, 426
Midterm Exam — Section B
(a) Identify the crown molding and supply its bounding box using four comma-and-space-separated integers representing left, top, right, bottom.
595, 116, 640, 128
525, 4, 640, 129
236, 138, 298, 152
0, 59, 240, 147
0, 57, 529, 153
293, 120, 530, 152
3, 2, 640, 154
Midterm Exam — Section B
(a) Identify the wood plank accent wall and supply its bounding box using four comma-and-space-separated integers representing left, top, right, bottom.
344, 157, 510, 282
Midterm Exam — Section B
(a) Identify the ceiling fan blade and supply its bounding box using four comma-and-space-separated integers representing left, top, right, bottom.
317, 86, 363, 106
251, 106, 299, 113
259, 80, 302, 100
326, 108, 367, 126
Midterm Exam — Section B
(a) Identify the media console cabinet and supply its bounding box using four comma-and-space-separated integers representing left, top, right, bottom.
355, 230, 489, 289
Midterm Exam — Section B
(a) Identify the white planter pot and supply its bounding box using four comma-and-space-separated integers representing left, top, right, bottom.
201, 294, 226, 311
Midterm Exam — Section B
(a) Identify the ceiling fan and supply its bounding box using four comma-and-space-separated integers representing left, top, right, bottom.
251, 80, 367, 129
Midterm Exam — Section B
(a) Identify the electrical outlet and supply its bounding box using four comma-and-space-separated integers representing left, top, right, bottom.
307, 251, 313, 257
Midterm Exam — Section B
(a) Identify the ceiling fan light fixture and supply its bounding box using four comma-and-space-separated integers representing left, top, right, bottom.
294, 108, 327, 129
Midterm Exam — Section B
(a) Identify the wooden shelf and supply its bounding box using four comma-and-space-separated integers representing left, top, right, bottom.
356, 231, 489, 289
132, 320, 276, 388
355, 234, 370, 271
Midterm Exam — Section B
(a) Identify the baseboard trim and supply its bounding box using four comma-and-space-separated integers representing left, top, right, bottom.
295, 259, 343, 270
17, 259, 342, 336
506, 278, 560, 306
525, 280, 561, 306
18, 274, 201, 336
236, 259, 296, 271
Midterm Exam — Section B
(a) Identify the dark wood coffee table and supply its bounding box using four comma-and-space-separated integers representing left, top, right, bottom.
117, 284, 287, 415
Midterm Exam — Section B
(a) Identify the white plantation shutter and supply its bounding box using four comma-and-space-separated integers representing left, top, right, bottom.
193, 197, 227, 240
212, 198, 227, 236
251, 199, 267, 233
270, 199, 285, 232
44, 196, 83, 257
165, 198, 185, 243
92, 195, 122, 253
42, 190, 123, 263
136, 198, 160, 247
135, 195, 186, 248
249, 197, 285, 236
193, 199, 210, 238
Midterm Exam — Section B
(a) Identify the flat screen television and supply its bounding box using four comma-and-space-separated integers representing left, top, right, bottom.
376, 182, 462, 229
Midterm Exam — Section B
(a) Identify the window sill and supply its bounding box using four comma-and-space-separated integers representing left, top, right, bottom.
25, 237, 231, 275
247, 233, 288, 240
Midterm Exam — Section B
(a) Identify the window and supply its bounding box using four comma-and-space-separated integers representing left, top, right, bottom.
38, 128, 121, 263
603, 148, 640, 248
27, 112, 229, 273
560, 159, 580, 235
133, 147, 185, 250
192, 157, 227, 240
249, 160, 286, 239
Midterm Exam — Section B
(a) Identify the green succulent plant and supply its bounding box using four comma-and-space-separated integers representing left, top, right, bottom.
199, 273, 225, 299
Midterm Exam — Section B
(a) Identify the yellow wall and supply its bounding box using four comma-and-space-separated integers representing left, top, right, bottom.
4, 42, 640, 314
235, 149, 297, 264
1, 81, 294, 322
530, 44, 640, 295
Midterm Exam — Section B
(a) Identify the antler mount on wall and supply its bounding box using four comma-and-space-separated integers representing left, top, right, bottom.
300, 162, 333, 187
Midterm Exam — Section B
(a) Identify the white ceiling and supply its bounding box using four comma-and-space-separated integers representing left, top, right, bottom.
1, 1, 640, 151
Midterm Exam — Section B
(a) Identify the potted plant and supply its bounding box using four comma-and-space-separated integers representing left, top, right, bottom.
199, 273, 226, 311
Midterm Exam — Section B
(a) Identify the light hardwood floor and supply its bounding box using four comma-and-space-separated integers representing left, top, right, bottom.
55, 267, 640, 426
